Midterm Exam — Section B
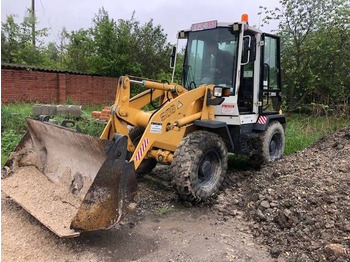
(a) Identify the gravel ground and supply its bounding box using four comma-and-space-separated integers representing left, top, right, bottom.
214, 128, 350, 261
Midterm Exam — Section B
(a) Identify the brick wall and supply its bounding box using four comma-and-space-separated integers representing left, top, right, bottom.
1, 65, 118, 105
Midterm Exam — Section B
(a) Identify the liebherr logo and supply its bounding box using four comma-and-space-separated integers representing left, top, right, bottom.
160, 104, 176, 121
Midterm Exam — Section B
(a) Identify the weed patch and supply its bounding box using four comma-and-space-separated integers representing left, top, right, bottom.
285, 114, 350, 155
155, 204, 174, 216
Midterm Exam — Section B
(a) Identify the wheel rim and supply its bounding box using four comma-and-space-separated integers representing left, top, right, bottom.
269, 132, 282, 160
198, 149, 221, 187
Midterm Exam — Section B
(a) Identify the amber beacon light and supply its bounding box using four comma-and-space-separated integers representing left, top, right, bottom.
241, 13, 249, 23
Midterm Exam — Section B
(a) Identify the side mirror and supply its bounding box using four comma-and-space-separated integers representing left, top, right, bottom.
242, 35, 256, 65
170, 45, 177, 68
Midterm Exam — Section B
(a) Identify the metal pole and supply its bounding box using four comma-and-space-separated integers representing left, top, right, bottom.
32, 0, 35, 48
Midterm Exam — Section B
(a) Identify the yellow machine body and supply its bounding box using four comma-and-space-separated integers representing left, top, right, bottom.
100, 76, 219, 169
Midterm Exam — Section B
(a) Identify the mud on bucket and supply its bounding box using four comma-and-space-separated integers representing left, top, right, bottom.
1, 119, 137, 238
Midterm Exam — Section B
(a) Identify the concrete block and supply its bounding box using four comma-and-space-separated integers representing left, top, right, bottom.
57, 105, 70, 116
68, 105, 82, 118
41, 105, 51, 115
49, 105, 57, 116
32, 104, 42, 116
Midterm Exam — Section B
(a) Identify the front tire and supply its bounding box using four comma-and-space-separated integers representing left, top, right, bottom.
258, 121, 285, 163
171, 130, 228, 203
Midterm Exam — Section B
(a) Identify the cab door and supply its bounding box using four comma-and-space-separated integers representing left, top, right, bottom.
260, 34, 282, 114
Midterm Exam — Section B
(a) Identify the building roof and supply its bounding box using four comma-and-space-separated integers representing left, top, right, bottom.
1, 63, 103, 76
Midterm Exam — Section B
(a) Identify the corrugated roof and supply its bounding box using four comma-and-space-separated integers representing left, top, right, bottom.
1, 63, 104, 76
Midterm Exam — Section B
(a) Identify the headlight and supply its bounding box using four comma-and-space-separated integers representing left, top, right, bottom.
213, 87, 223, 97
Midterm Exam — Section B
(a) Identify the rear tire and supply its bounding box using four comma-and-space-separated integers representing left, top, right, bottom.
129, 127, 157, 176
171, 130, 228, 203
254, 121, 285, 163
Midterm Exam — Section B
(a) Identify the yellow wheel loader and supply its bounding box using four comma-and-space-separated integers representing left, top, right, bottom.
2, 15, 285, 238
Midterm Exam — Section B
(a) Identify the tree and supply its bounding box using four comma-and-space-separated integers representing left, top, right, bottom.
260, 0, 350, 111
2, 9, 173, 83
1, 15, 48, 65
134, 19, 172, 79
89, 8, 120, 76
114, 14, 142, 76
59, 9, 172, 80
1, 15, 21, 63
59, 28, 94, 72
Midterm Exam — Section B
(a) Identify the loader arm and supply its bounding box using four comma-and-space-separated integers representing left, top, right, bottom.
99, 76, 218, 171
100, 77, 180, 150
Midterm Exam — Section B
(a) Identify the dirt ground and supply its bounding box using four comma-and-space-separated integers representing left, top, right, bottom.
1, 180, 271, 262
2, 128, 350, 261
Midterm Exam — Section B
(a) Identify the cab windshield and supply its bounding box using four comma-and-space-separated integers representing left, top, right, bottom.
182, 27, 238, 91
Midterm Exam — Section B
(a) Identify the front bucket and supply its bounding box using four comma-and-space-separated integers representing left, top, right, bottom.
1, 119, 137, 238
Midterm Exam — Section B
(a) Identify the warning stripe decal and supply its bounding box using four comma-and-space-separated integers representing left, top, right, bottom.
135, 138, 150, 161
257, 116, 268, 125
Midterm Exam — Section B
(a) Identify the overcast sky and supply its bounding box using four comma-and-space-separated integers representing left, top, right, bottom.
1, 0, 281, 44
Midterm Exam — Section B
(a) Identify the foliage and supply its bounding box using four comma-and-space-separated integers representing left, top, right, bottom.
1, 15, 52, 66
284, 113, 350, 155
77, 119, 105, 138
59, 28, 94, 72
1, 103, 33, 164
172, 50, 185, 84
1, 130, 22, 163
259, 0, 350, 111
1, 103, 33, 133
57, 8, 172, 83
1, 8, 173, 87
3, 3, 349, 111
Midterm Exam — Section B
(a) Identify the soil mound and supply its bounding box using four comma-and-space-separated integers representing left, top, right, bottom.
215, 128, 350, 261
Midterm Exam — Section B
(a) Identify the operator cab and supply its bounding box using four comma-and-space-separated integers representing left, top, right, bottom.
173, 17, 282, 119
181, 23, 238, 92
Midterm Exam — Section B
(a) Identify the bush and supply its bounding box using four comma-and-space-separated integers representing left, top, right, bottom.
1, 104, 33, 134
1, 129, 22, 160
77, 119, 105, 137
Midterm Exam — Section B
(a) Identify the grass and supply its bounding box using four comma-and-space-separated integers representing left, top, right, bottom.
284, 114, 350, 155
1, 103, 349, 167
1, 103, 33, 165
155, 204, 174, 216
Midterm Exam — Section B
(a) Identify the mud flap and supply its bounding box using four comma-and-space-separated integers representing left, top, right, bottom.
1, 119, 137, 238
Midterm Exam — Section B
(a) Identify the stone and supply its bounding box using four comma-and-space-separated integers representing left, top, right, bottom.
260, 200, 270, 209
256, 209, 266, 221
324, 244, 349, 257
68, 105, 82, 118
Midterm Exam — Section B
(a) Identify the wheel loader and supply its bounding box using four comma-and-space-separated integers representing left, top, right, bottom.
1, 14, 285, 238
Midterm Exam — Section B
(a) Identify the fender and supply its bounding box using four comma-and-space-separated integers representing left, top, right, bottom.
253, 114, 286, 131
194, 120, 234, 151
